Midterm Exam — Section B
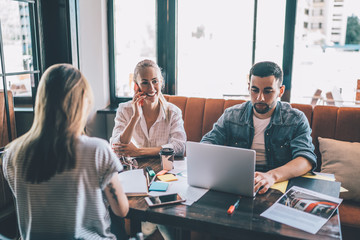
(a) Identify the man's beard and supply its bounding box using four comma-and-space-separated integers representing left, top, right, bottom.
253, 101, 276, 114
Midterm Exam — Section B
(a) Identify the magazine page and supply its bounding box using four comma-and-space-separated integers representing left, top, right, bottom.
260, 186, 342, 234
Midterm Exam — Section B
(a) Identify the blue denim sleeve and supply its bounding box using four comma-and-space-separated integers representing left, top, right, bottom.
290, 113, 317, 170
200, 111, 228, 145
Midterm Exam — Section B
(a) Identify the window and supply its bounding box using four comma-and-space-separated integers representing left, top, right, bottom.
110, 0, 156, 99
254, 0, 286, 65
110, 0, 289, 101
0, 0, 40, 106
111, 0, 360, 105
177, 0, 254, 98
291, 0, 360, 106
313, 9, 323, 16
311, 23, 320, 29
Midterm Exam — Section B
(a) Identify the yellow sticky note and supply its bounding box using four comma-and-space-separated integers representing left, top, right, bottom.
270, 180, 288, 193
340, 187, 348, 192
157, 174, 178, 182
302, 173, 335, 181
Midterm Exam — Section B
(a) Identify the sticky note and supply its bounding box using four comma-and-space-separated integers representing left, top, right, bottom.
270, 181, 288, 193
157, 174, 178, 182
149, 181, 169, 192
302, 172, 335, 181
156, 170, 168, 176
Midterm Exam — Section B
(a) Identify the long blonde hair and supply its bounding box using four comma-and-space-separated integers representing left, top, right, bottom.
133, 59, 169, 120
7, 64, 93, 183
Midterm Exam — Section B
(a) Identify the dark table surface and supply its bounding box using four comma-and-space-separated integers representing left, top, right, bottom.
125, 157, 342, 240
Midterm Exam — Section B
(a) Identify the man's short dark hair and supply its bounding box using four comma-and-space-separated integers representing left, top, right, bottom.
249, 61, 283, 86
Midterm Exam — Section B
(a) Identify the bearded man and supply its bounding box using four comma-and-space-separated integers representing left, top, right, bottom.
201, 61, 316, 194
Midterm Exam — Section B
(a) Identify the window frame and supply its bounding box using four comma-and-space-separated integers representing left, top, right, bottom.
1, 0, 80, 108
108, 0, 178, 107
0, 0, 42, 107
108, 0, 296, 104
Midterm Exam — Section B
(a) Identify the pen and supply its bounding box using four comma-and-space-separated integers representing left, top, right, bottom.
227, 199, 240, 215
145, 172, 150, 187
148, 175, 156, 188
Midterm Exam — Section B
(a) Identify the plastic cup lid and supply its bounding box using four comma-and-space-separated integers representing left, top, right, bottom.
160, 148, 174, 155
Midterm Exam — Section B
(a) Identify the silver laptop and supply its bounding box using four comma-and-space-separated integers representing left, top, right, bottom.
186, 141, 256, 197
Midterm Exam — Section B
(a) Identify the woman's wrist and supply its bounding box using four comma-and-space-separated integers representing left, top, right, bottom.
130, 114, 140, 123
137, 147, 161, 157
138, 148, 152, 156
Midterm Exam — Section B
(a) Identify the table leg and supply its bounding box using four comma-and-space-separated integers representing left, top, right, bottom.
175, 228, 191, 240
130, 218, 141, 237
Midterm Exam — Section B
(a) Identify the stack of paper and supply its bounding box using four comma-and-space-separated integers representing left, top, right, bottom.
118, 169, 148, 196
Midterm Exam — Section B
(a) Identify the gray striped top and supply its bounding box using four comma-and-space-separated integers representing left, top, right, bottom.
2, 135, 123, 240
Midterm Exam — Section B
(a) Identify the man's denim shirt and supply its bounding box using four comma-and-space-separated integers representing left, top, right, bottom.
201, 101, 317, 172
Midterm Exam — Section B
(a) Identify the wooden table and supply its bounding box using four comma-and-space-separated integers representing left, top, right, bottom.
126, 157, 342, 240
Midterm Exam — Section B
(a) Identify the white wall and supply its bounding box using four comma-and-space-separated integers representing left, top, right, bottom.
78, 0, 109, 139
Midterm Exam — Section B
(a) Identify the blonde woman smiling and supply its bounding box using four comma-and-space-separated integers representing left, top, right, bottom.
110, 59, 186, 158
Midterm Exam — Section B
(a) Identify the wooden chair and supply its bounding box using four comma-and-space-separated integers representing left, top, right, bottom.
325, 91, 335, 106
311, 89, 322, 106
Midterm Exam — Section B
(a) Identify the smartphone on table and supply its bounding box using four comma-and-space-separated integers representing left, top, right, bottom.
145, 193, 185, 207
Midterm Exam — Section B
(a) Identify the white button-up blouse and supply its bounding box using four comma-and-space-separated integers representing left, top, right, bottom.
110, 101, 186, 156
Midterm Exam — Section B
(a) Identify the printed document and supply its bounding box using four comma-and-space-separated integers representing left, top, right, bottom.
261, 186, 342, 234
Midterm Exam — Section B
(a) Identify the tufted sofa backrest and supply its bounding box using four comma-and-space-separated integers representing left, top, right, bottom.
311, 106, 360, 169
164, 95, 360, 171
164, 95, 246, 141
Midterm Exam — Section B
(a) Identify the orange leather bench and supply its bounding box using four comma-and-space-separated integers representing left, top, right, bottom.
164, 95, 360, 237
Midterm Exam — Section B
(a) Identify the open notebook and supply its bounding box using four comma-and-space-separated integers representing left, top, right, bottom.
118, 169, 148, 196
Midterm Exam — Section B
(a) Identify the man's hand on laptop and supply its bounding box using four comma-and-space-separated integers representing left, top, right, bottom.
254, 172, 275, 194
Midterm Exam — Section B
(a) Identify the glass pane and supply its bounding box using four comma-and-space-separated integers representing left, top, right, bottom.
291, 0, 360, 106
178, 0, 254, 99
255, 0, 286, 65
0, 74, 32, 97
0, 0, 34, 72
113, 0, 156, 97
